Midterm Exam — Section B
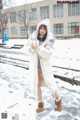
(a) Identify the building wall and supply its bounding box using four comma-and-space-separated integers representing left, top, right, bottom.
0, 0, 80, 39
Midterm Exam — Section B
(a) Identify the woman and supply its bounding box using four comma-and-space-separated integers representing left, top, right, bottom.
27, 19, 62, 113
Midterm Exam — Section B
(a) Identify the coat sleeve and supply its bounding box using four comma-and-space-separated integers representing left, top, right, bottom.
26, 38, 36, 53
27, 31, 38, 53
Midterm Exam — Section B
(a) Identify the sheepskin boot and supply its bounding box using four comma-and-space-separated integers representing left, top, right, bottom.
55, 100, 62, 111
36, 101, 44, 113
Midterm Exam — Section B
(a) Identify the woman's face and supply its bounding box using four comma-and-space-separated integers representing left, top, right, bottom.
39, 25, 47, 36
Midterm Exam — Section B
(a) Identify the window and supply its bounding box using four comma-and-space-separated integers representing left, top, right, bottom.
11, 27, 17, 35
29, 8, 36, 20
18, 10, 26, 21
68, 22, 79, 34
10, 12, 16, 23
53, 4, 63, 18
40, 6, 49, 20
76, 3, 80, 15
30, 26, 36, 33
20, 26, 27, 35
54, 23, 63, 34
68, 3, 80, 16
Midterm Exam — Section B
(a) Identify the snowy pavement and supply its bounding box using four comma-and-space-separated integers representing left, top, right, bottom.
0, 63, 80, 120
0, 38, 80, 120
52, 39, 80, 71
51, 38, 80, 85
0, 63, 36, 120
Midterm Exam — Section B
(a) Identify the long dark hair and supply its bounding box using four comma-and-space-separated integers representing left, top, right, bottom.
37, 24, 47, 42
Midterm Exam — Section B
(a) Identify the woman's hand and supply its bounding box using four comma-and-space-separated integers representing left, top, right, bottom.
44, 45, 50, 50
31, 43, 39, 49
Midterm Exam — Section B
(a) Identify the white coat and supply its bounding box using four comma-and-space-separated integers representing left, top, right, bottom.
27, 19, 60, 101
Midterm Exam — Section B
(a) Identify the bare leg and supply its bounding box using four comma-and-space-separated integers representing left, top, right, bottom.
37, 69, 43, 101
36, 69, 44, 113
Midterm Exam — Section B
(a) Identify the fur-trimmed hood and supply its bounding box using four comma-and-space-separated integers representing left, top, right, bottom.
36, 19, 50, 35
29, 19, 55, 46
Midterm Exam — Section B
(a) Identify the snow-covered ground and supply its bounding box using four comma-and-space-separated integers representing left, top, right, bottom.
0, 38, 80, 120
52, 38, 80, 70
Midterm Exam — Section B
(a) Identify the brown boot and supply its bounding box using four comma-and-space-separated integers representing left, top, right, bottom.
36, 102, 44, 113
55, 100, 62, 111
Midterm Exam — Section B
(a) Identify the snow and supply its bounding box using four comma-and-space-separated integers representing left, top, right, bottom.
0, 38, 80, 120
52, 38, 80, 70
